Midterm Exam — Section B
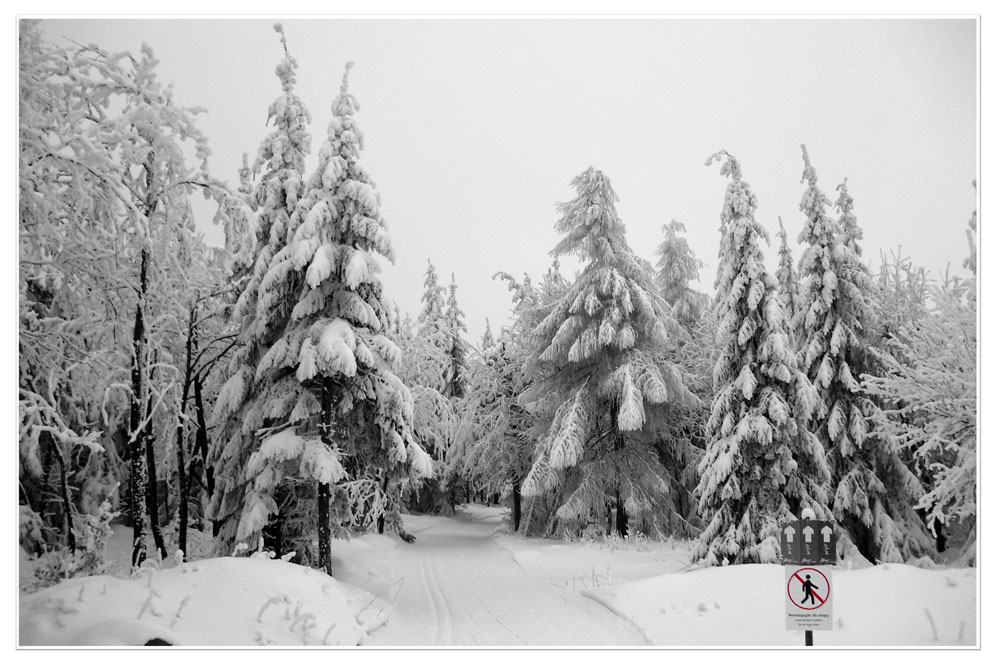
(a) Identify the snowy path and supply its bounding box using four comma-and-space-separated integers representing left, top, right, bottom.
364, 510, 649, 646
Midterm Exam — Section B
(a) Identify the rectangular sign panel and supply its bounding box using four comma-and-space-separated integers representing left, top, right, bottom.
781, 519, 836, 566
785, 566, 833, 631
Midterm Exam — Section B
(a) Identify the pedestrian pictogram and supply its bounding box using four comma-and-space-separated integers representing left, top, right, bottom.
802, 574, 820, 604
785, 566, 833, 631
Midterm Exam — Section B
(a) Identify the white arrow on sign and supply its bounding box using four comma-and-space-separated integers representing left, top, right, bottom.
784, 526, 795, 542
821, 525, 833, 542
803, 526, 814, 543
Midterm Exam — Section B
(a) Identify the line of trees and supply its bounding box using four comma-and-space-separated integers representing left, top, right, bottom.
18, 21, 976, 592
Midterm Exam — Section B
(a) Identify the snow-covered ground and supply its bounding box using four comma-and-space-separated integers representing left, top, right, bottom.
18, 556, 367, 646
18, 504, 977, 647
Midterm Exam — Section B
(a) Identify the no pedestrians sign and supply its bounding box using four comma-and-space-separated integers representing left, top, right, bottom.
785, 566, 833, 631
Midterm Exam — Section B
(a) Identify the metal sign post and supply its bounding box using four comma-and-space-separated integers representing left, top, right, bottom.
781, 513, 836, 646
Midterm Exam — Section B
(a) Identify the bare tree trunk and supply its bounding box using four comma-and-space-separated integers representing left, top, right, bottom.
52, 441, 76, 553
192, 376, 214, 498
615, 487, 629, 538
175, 306, 194, 557
377, 473, 389, 534
129, 246, 150, 569
144, 355, 167, 562
511, 477, 522, 532
317, 379, 336, 576
612, 411, 628, 538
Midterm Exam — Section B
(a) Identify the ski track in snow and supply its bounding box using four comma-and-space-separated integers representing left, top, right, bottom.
365, 510, 648, 646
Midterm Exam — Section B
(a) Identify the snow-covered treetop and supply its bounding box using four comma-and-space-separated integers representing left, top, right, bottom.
797, 145, 835, 246
834, 178, 863, 257
250, 25, 311, 251
551, 167, 627, 264
332, 61, 360, 124
445, 273, 468, 338
480, 318, 495, 351
655, 219, 706, 326
419, 261, 446, 327
705, 149, 743, 183
534, 169, 670, 367
775, 216, 798, 321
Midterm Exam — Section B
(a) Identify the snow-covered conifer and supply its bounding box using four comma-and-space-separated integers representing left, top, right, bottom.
237, 61, 431, 573
835, 178, 864, 257
655, 220, 708, 328
207, 25, 313, 556
521, 168, 696, 538
794, 146, 932, 563
444, 273, 469, 398
775, 217, 798, 329
691, 151, 830, 567
462, 270, 551, 532
418, 261, 446, 329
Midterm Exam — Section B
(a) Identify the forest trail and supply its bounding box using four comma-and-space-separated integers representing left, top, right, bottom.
364, 508, 649, 646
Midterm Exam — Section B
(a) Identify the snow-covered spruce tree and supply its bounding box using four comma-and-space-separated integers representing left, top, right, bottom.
207, 24, 311, 556
461, 271, 547, 531
649, 220, 712, 535
444, 273, 469, 399
655, 220, 708, 329
794, 146, 932, 563
214, 153, 258, 297
691, 151, 830, 567
236, 62, 432, 574
520, 168, 696, 538
418, 260, 446, 329
395, 261, 465, 515
835, 178, 864, 257
775, 217, 799, 330
429, 273, 472, 506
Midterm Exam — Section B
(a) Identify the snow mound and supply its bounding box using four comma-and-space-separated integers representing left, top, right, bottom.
19, 556, 366, 646
584, 562, 977, 646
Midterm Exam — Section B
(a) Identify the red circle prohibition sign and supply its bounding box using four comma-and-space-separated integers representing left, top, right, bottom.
787, 567, 830, 610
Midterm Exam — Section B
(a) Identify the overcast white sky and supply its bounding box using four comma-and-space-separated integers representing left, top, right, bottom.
38, 17, 977, 343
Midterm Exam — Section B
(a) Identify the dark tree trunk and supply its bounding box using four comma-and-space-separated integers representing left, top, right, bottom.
52, 443, 76, 553
615, 488, 629, 538
193, 376, 214, 497
175, 424, 188, 556
175, 305, 195, 557
317, 379, 336, 576
377, 473, 389, 534
511, 478, 522, 532
144, 356, 167, 562
612, 413, 628, 538
129, 246, 150, 569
